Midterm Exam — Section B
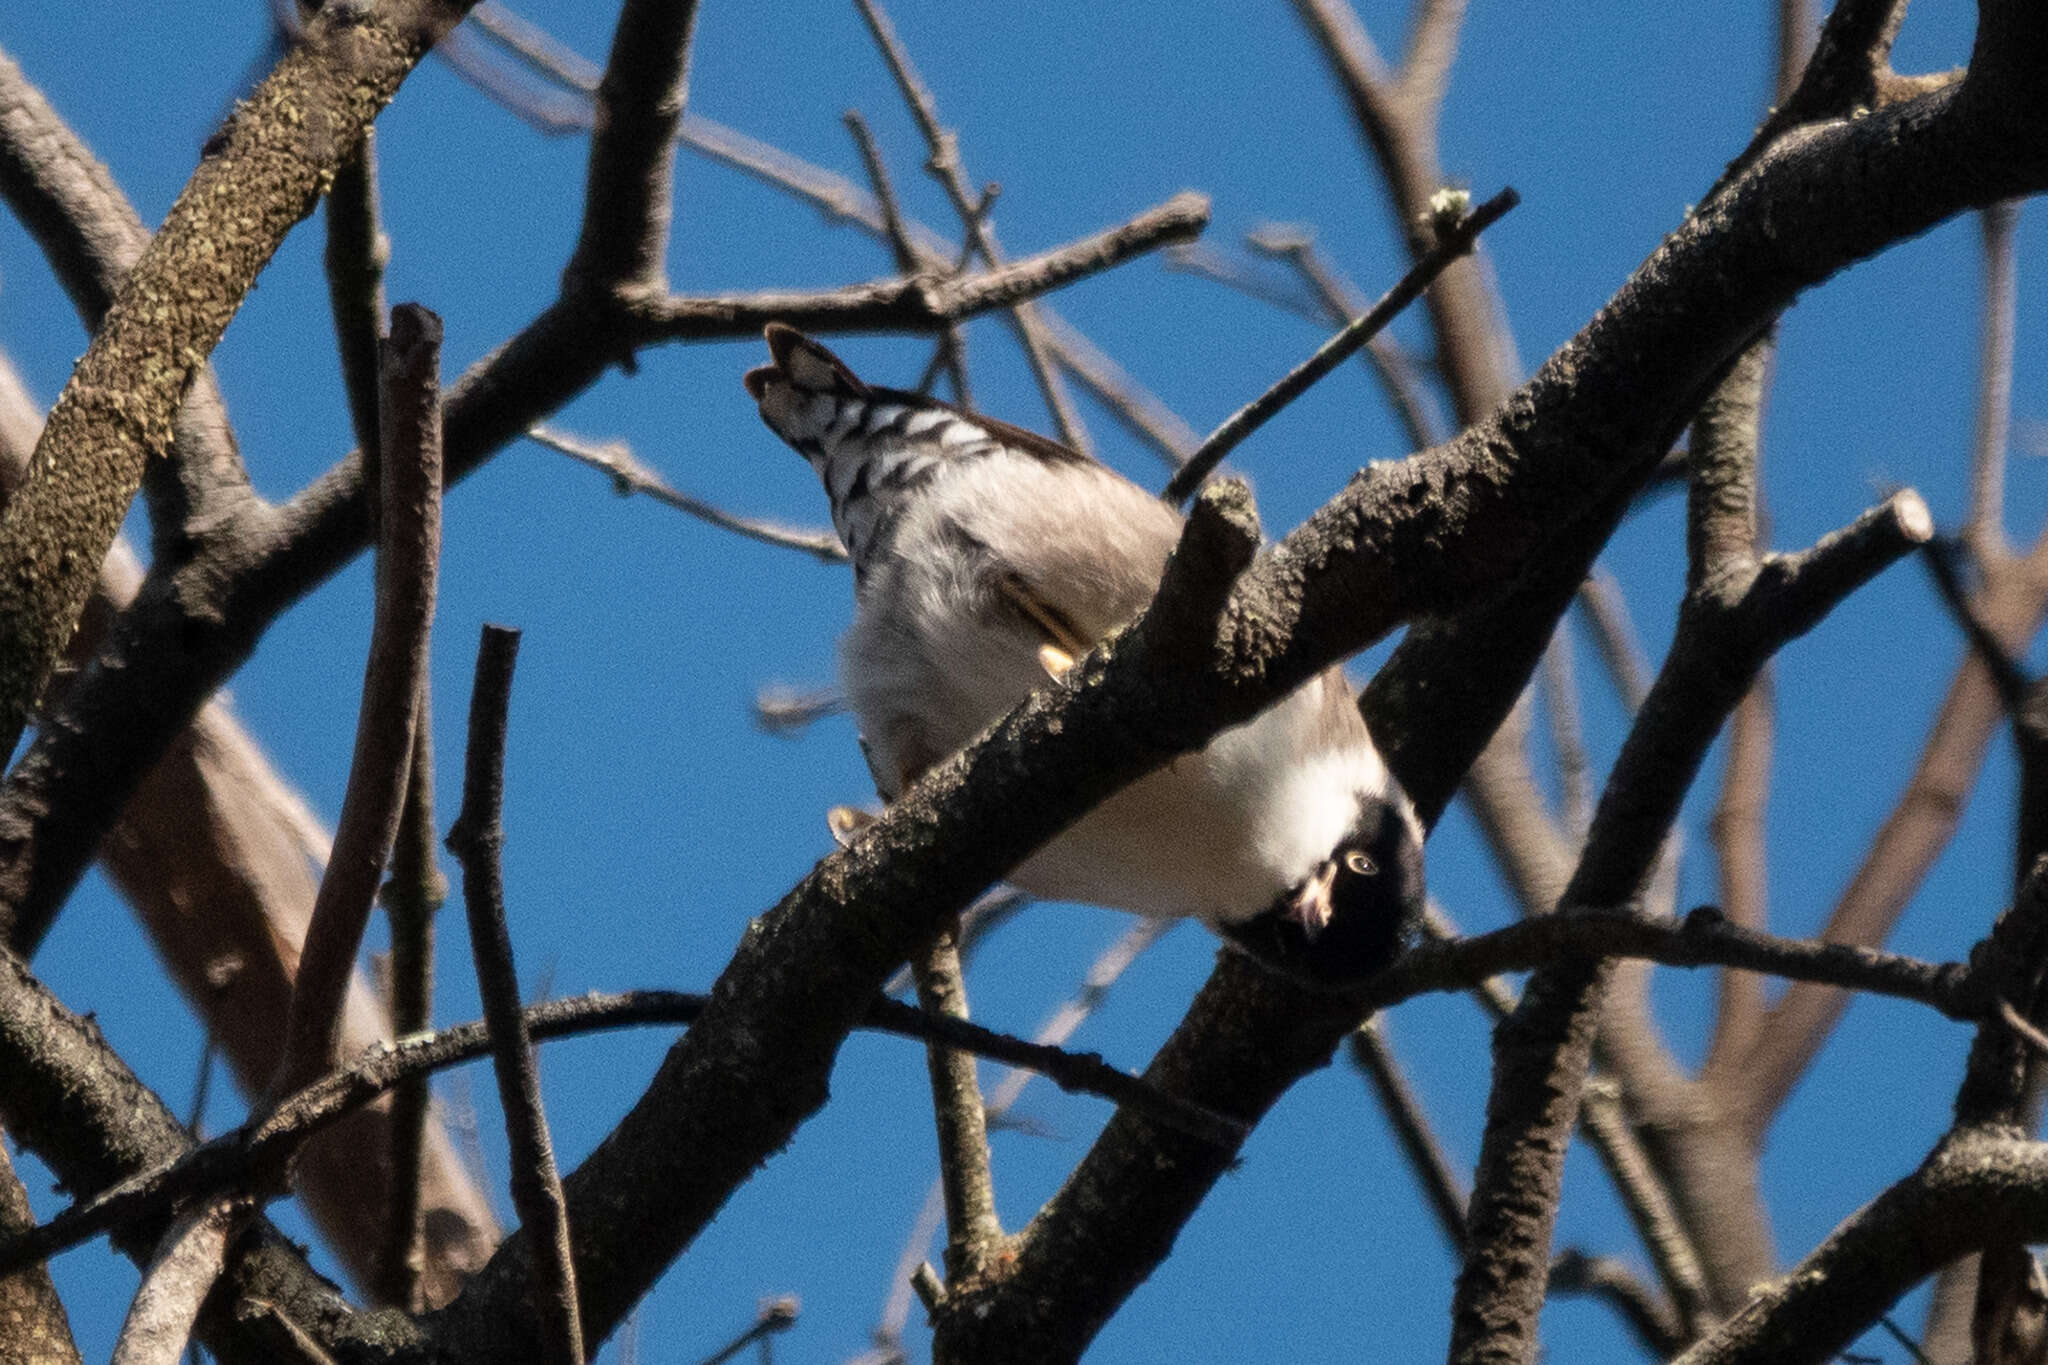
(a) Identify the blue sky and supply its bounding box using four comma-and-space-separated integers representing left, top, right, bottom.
0, 2, 2033, 1361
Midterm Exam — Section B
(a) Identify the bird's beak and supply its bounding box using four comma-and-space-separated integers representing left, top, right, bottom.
1286, 860, 1340, 942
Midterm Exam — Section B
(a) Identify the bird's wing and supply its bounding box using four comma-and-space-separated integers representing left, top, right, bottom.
745, 324, 1088, 572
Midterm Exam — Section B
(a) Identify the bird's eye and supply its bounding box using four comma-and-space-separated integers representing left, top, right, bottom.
1344, 850, 1377, 876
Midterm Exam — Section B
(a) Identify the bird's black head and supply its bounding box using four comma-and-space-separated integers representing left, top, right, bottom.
1219, 791, 1425, 989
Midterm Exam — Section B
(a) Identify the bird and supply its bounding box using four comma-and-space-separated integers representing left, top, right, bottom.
744, 323, 1424, 986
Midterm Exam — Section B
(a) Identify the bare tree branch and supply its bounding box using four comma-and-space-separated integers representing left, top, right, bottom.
694, 1298, 799, 1365
909, 919, 1003, 1281
1349, 1019, 1467, 1255
324, 128, 389, 467
274, 305, 444, 1096
0, 1123, 79, 1365
1548, 1249, 1683, 1359
852, 0, 1090, 454
110, 1199, 248, 1365
448, 626, 583, 1365
1703, 670, 1775, 1079
0, 48, 257, 563
0, 977, 1250, 1280
1290, 0, 1513, 422
0, 0, 476, 761
845, 109, 970, 404
1244, 226, 1445, 449
876, 918, 1171, 1353
561, 0, 699, 297
1967, 203, 2020, 556
530, 425, 847, 563
1162, 187, 1517, 504
634, 192, 1209, 340
1448, 362, 1928, 1364
0, 944, 375, 1361
376, 692, 449, 1312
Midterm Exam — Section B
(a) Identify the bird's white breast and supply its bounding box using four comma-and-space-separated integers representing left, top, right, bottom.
841, 446, 1385, 923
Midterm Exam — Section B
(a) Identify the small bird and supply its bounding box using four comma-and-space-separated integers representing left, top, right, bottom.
745, 324, 1423, 985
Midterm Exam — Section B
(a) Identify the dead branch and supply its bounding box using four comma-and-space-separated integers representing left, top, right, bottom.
529, 425, 847, 563
274, 305, 444, 1096
852, 0, 1090, 453
1161, 187, 1517, 504
909, 919, 1003, 1282
447, 626, 583, 1365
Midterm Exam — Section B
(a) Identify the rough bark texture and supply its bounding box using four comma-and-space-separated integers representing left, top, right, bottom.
0, 0, 476, 758
0, 1127, 80, 1365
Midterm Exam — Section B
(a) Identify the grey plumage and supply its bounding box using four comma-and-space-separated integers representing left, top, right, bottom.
746, 324, 1423, 985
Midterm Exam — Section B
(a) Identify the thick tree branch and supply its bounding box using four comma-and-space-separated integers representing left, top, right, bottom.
0, 48, 257, 561
0, 353, 496, 1308
0, 978, 1246, 1281
561, 0, 699, 298
2, 11, 2042, 1360
0, 1124, 79, 1364
0, 944, 375, 1363
1448, 432, 1928, 1365
0, 0, 475, 761
109, 1199, 248, 1365
1674, 1133, 2048, 1365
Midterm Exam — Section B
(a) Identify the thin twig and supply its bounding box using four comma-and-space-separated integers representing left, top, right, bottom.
1539, 626, 1593, 834
752, 685, 845, 736
1703, 670, 1776, 1079
1877, 1315, 1938, 1365
852, 0, 1091, 454
185, 1036, 217, 1141
1162, 187, 1518, 504
845, 109, 970, 405
528, 426, 847, 563
324, 127, 390, 466
637, 190, 1208, 340
694, 1298, 799, 1365
0, 979, 1236, 1278
1032, 311, 1199, 469
1348, 1020, 1466, 1254
1163, 241, 1326, 321
271, 305, 444, 1098
447, 626, 583, 1365
910, 918, 1003, 1278
667, 110, 1198, 464
375, 695, 448, 1311
469, 1, 603, 91
877, 918, 1172, 1345
1548, 1249, 1684, 1358
1924, 538, 2032, 713
1244, 226, 1445, 449
1577, 569, 1654, 712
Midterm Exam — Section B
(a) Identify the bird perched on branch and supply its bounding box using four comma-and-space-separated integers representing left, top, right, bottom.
744, 323, 1423, 985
